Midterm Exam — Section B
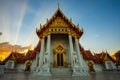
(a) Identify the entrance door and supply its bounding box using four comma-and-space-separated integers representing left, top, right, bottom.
57, 54, 63, 66
53, 42, 67, 67
25, 60, 32, 72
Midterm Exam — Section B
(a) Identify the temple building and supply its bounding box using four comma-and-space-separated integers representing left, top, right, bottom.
35, 6, 89, 76
0, 6, 117, 76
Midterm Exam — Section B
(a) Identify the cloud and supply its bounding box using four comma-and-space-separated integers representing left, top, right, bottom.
0, 42, 32, 53
0, 42, 32, 61
0, 0, 28, 44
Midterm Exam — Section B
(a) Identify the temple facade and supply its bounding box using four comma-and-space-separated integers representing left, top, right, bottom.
35, 7, 89, 76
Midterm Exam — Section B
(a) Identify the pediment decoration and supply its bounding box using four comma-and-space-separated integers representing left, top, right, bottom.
36, 7, 83, 39
54, 42, 66, 54
50, 17, 69, 28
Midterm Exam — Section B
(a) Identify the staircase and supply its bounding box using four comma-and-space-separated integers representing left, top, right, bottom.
51, 67, 72, 76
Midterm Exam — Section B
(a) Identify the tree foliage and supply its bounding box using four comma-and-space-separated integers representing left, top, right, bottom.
115, 50, 120, 66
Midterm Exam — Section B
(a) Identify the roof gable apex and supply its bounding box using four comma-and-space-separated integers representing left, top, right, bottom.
43, 7, 76, 29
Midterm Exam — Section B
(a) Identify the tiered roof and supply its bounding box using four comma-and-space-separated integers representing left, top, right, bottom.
36, 7, 83, 39
79, 44, 95, 60
79, 44, 115, 64
94, 54, 103, 64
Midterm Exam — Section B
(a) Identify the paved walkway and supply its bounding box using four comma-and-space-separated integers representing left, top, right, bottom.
0, 71, 120, 80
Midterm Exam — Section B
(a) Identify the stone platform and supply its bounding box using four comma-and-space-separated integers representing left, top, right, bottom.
0, 71, 120, 80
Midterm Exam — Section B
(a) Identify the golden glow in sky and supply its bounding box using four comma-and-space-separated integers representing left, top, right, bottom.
0, 42, 33, 61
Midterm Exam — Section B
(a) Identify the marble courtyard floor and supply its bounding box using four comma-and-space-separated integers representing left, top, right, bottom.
0, 71, 120, 80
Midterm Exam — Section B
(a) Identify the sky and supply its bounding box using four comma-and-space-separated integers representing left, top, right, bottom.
0, 0, 120, 54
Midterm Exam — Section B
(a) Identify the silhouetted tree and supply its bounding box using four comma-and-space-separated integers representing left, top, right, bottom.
115, 50, 120, 67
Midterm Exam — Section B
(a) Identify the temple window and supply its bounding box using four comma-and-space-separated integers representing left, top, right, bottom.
51, 29, 53, 31
55, 29, 57, 31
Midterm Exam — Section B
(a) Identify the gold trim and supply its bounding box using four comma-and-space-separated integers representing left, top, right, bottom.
53, 42, 67, 67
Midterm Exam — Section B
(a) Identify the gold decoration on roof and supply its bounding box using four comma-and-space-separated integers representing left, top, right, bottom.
36, 5, 83, 39
50, 17, 68, 28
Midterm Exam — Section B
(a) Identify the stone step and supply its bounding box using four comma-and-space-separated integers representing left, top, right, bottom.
51, 68, 72, 76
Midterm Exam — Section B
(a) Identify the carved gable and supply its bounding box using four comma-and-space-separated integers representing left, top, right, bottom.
36, 7, 83, 39
50, 17, 69, 28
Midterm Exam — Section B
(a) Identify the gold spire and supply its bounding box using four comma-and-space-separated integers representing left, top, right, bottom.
58, 3, 60, 9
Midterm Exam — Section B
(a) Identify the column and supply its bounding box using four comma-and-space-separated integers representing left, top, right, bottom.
36, 52, 39, 67
46, 34, 51, 66
75, 38, 83, 68
69, 35, 74, 67
39, 38, 45, 68
38, 36, 51, 76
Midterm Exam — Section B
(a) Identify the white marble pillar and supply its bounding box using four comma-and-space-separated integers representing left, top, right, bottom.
39, 38, 45, 68
69, 35, 74, 67
72, 38, 90, 76
38, 35, 51, 76
46, 34, 51, 66
36, 52, 39, 65
75, 39, 83, 68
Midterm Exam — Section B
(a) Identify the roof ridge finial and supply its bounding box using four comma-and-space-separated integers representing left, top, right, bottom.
58, 3, 60, 9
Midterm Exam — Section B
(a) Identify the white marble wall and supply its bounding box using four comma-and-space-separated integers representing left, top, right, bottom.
15, 64, 25, 72
51, 34, 70, 67
0, 65, 4, 74
94, 64, 103, 72
5, 60, 15, 69
105, 61, 117, 70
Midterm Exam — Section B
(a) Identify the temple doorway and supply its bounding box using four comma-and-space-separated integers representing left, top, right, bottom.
53, 42, 67, 67
87, 61, 95, 72
57, 54, 63, 66
25, 60, 32, 72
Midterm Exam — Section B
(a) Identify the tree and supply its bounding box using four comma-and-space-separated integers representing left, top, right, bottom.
115, 50, 120, 66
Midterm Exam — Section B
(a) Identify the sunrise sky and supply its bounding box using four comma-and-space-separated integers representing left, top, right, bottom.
0, 0, 120, 55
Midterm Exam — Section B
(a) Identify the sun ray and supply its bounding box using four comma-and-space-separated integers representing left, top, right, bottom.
10, 1, 28, 45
